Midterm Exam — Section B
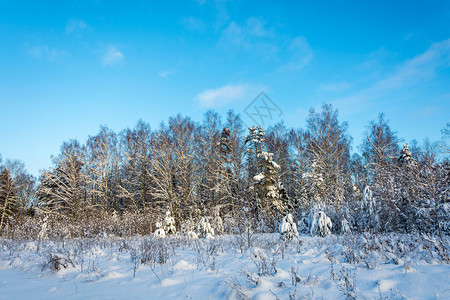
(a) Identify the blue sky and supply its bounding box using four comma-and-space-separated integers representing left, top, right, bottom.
1, 0, 449, 176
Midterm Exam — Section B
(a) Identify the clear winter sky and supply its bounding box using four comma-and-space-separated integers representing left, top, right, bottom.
1, 0, 450, 176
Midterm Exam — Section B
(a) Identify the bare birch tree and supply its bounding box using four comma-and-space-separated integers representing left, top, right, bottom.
118, 120, 152, 210
84, 126, 119, 212
36, 140, 87, 219
305, 104, 351, 205
0, 168, 16, 230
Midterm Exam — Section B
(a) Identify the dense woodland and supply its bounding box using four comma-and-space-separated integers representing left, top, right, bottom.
0, 104, 449, 238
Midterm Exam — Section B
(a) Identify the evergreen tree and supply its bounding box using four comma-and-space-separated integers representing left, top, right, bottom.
257, 151, 285, 216
246, 126, 287, 230
302, 159, 325, 205
2, 159, 36, 216
360, 185, 379, 232
217, 127, 234, 215
245, 126, 266, 179
439, 122, 450, 155
266, 122, 293, 202
245, 126, 266, 229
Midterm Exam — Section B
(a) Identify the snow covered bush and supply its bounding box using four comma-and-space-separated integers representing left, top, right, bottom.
297, 213, 310, 234
37, 216, 48, 240
438, 203, 450, 234
43, 253, 75, 272
211, 207, 223, 235
186, 231, 198, 239
307, 205, 332, 237
311, 211, 332, 237
253, 173, 265, 182
180, 218, 196, 234
279, 213, 299, 240
340, 218, 351, 234
250, 248, 277, 276
198, 217, 214, 239
153, 222, 165, 238
164, 211, 176, 235
360, 185, 379, 231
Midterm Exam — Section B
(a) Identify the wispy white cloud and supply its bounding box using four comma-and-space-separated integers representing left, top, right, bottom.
196, 84, 247, 107
102, 46, 124, 66
404, 32, 416, 40
373, 39, 450, 91
285, 106, 309, 124
218, 18, 313, 71
327, 38, 450, 116
28, 45, 66, 62
409, 105, 441, 120
242, 17, 274, 38
278, 36, 313, 71
196, 83, 265, 108
219, 18, 276, 52
65, 19, 87, 35
213, 0, 230, 29
319, 82, 352, 93
158, 70, 173, 79
180, 17, 206, 32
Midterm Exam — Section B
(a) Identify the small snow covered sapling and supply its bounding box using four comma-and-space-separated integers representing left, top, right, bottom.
153, 222, 165, 238
360, 185, 379, 231
197, 217, 214, 239
164, 211, 176, 235
297, 213, 310, 234
308, 205, 333, 237
186, 231, 198, 239
180, 218, 196, 234
253, 173, 265, 182
38, 216, 49, 240
279, 213, 299, 240
341, 218, 351, 234
212, 206, 224, 234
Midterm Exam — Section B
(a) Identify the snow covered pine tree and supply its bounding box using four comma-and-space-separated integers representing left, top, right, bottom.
279, 213, 299, 240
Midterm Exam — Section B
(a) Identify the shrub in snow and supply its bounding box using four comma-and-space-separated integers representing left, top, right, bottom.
153, 222, 165, 238
180, 218, 196, 234
438, 203, 450, 233
360, 185, 379, 231
164, 211, 176, 235
251, 249, 277, 276
279, 213, 299, 240
38, 216, 48, 240
308, 205, 332, 237
197, 217, 214, 239
186, 231, 198, 239
398, 143, 415, 165
253, 173, 265, 182
212, 206, 224, 235
341, 218, 351, 234
310, 211, 332, 237
297, 212, 310, 234
43, 253, 75, 272
302, 159, 325, 203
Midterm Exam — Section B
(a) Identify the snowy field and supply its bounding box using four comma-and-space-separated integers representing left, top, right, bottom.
1, 234, 449, 300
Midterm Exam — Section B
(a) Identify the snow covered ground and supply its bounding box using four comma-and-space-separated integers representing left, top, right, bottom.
1, 233, 449, 299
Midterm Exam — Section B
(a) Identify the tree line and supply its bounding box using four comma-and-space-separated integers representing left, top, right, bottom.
1, 104, 449, 236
